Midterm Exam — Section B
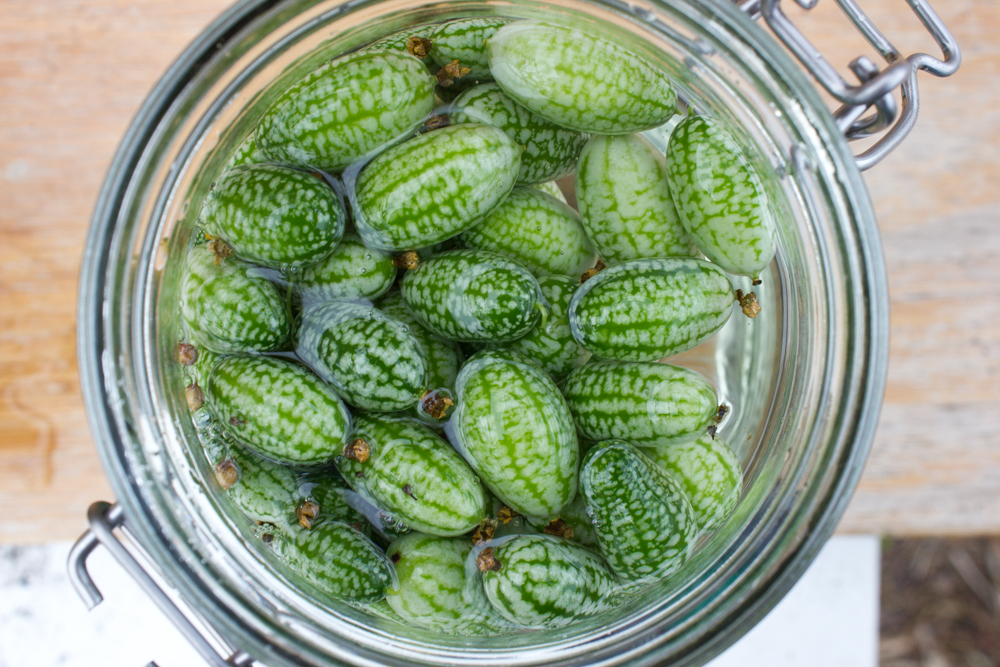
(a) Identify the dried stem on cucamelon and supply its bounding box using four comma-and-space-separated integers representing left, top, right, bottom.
477, 547, 502, 572
296, 500, 320, 529
736, 289, 761, 318
343, 438, 371, 463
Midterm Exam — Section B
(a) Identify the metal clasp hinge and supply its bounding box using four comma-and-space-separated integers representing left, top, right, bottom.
737, 0, 960, 170
67, 501, 255, 667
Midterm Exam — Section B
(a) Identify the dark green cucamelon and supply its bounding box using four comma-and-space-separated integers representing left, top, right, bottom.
643, 435, 742, 533
568, 258, 735, 361
206, 355, 351, 466
430, 18, 512, 80
562, 361, 718, 446
295, 301, 427, 412
492, 274, 592, 380
400, 249, 543, 343
336, 412, 486, 536
199, 164, 345, 269
665, 115, 777, 279
452, 83, 587, 185
181, 244, 290, 354
255, 49, 436, 172
353, 123, 521, 251
580, 440, 697, 582
459, 187, 597, 278
576, 134, 697, 265
296, 232, 397, 305
488, 21, 677, 134
478, 534, 617, 627
449, 350, 578, 518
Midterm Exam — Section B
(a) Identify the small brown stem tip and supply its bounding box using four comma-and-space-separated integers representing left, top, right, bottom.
406, 36, 433, 59
344, 438, 371, 463
208, 239, 233, 265
177, 342, 198, 366
471, 519, 497, 545
580, 259, 607, 283
214, 458, 239, 489
497, 506, 520, 525
419, 390, 454, 421
477, 547, 502, 572
543, 518, 575, 540
393, 251, 420, 271
436, 59, 471, 87
186, 383, 205, 411
296, 500, 321, 529
736, 289, 761, 319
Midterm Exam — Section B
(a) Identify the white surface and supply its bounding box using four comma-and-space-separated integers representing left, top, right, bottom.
0, 536, 880, 667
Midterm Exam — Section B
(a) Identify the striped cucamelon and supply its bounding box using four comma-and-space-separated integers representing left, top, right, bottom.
576, 134, 697, 265
386, 533, 512, 634
488, 21, 677, 134
336, 412, 486, 536
430, 18, 512, 80
295, 232, 397, 305
255, 49, 435, 172
562, 361, 719, 446
478, 534, 617, 627
224, 446, 300, 527
525, 493, 600, 549
580, 440, 697, 582
449, 350, 579, 518
181, 244, 290, 354
451, 83, 587, 185
275, 519, 392, 602
532, 180, 567, 203
568, 257, 736, 361
459, 187, 597, 278
643, 435, 743, 533
206, 355, 351, 466
298, 469, 371, 533
665, 115, 778, 279
353, 123, 521, 251
400, 249, 543, 343
295, 301, 428, 412
198, 164, 345, 269
492, 273, 592, 380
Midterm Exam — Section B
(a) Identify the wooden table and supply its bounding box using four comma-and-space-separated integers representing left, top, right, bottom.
1, 0, 996, 543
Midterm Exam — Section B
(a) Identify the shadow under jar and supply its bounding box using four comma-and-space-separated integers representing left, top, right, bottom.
77, 0, 891, 665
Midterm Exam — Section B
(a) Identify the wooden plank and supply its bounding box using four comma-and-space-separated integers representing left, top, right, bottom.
0, 0, 996, 542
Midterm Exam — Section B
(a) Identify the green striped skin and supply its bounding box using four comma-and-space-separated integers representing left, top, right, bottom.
199, 164, 345, 270
207, 355, 351, 466
643, 435, 742, 533
576, 134, 698, 265
492, 274, 592, 381
353, 123, 521, 251
386, 534, 511, 634
296, 232, 397, 306
450, 350, 579, 518
430, 18, 512, 80
459, 188, 597, 278
452, 83, 588, 185
378, 290, 463, 424
568, 258, 735, 361
488, 21, 677, 135
336, 412, 486, 536
226, 446, 300, 527
255, 49, 435, 172
276, 518, 392, 602
481, 534, 617, 628
296, 301, 427, 412
181, 245, 290, 354
400, 249, 543, 343
665, 115, 777, 279
224, 134, 266, 170
580, 440, 697, 582
562, 361, 718, 446
369, 26, 433, 55
532, 180, 567, 204
300, 470, 371, 532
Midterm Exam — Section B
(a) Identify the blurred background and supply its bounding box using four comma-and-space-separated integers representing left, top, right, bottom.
0, 0, 997, 665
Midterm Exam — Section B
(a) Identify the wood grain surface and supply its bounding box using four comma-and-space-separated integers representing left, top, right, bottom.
0, 0, 996, 542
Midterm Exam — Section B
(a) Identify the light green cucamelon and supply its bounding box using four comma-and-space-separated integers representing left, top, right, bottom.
478, 534, 617, 627
336, 412, 486, 536
452, 83, 588, 185
199, 164, 345, 269
562, 361, 719, 446
256, 49, 436, 172
665, 115, 777, 279
568, 258, 736, 361
580, 440, 697, 582
643, 435, 742, 533
296, 232, 397, 305
576, 134, 697, 265
181, 244, 290, 354
295, 301, 428, 412
206, 355, 351, 466
353, 123, 521, 251
488, 21, 677, 134
430, 18, 512, 80
459, 187, 597, 278
450, 350, 579, 518
400, 249, 543, 343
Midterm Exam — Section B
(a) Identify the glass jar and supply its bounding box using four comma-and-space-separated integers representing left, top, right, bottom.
74, 0, 937, 664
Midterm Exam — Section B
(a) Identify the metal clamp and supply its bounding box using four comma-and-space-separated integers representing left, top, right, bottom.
737, 0, 960, 170
68, 501, 255, 667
